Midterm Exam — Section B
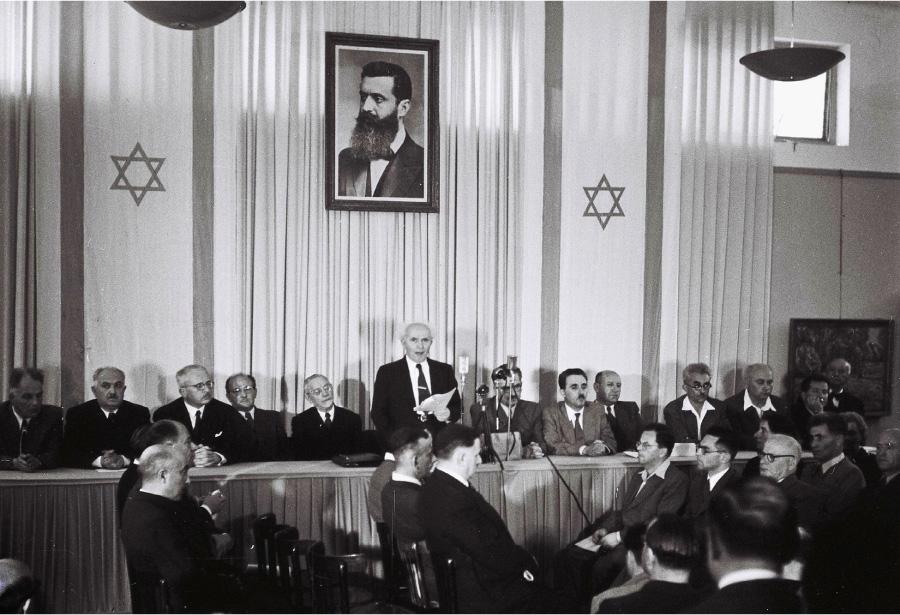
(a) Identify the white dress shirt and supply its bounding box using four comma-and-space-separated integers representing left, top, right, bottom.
405, 356, 432, 406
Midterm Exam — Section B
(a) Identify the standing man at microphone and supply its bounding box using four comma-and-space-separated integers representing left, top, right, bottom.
371, 322, 461, 449
470, 363, 546, 458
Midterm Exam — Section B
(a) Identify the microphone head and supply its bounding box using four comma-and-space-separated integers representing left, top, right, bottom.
491, 364, 509, 383
476, 384, 490, 397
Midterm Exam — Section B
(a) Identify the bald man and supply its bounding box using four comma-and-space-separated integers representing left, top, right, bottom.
723, 363, 789, 450
593, 370, 643, 451
823, 358, 864, 414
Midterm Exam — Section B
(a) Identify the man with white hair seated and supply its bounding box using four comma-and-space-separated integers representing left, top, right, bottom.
760, 434, 827, 535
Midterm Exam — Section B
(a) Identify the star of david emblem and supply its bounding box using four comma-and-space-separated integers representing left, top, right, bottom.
583, 174, 625, 230
110, 142, 166, 206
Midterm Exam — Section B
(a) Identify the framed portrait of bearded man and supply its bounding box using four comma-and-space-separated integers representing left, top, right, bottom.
325, 32, 439, 212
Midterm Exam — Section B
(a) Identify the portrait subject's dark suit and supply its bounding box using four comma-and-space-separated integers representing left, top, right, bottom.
337, 134, 424, 198
370, 358, 461, 445
422, 469, 541, 613
469, 398, 546, 451
0, 401, 63, 470
662, 395, 729, 443
595, 401, 644, 451
62, 399, 150, 467
685, 466, 742, 521
542, 402, 617, 455
153, 398, 241, 463
691, 579, 803, 613
232, 407, 289, 462
291, 405, 361, 460
723, 391, 789, 450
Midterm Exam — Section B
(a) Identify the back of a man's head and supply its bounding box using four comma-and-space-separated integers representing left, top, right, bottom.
645, 514, 699, 574
761, 412, 797, 439
433, 424, 478, 460
389, 426, 430, 457
0, 559, 35, 614
130, 419, 185, 456
137, 444, 187, 492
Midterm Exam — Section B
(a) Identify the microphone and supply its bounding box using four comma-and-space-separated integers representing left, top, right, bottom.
475, 384, 490, 405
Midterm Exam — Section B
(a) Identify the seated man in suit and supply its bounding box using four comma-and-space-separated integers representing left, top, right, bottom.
590, 524, 650, 614
800, 412, 865, 524
368, 452, 396, 524
723, 363, 788, 450
382, 426, 432, 543
597, 514, 706, 614
422, 424, 556, 613
663, 363, 728, 444
291, 374, 361, 460
692, 477, 803, 613
543, 368, 616, 456
823, 358, 864, 414
0, 558, 36, 614
470, 364, 545, 458
153, 364, 241, 467
686, 427, 742, 521
371, 322, 461, 448
0, 368, 63, 472
593, 370, 643, 452
789, 373, 829, 445
742, 412, 797, 478
841, 411, 880, 486
225, 373, 288, 462
63, 366, 150, 468
760, 434, 826, 535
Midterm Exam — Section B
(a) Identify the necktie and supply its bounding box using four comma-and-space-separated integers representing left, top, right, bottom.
324, 412, 332, 427
416, 364, 431, 403
606, 405, 617, 428
243, 410, 254, 429
707, 476, 713, 492
497, 405, 508, 431
19, 419, 29, 455
194, 410, 202, 432
574, 413, 585, 442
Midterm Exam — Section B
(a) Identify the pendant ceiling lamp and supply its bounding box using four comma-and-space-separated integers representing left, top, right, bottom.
740, 2, 844, 82
126, 1, 246, 31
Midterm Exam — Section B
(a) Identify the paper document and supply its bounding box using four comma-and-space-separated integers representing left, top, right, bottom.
574, 536, 602, 552
415, 390, 455, 416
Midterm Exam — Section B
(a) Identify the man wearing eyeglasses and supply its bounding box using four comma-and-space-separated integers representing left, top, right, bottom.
291, 374, 361, 460
663, 363, 728, 444
225, 373, 288, 462
685, 426, 742, 521
789, 373, 830, 445
469, 364, 545, 458
759, 433, 826, 534
153, 364, 242, 467
723, 363, 789, 450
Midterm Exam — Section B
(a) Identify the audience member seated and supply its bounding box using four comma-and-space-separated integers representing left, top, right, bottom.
291, 374, 361, 460
789, 373, 829, 445
597, 514, 707, 614
225, 373, 288, 462
663, 363, 728, 444
543, 368, 616, 456
153, 364, 241, 466
0, 368, 63, 472
62, 366, 149, 469
823, 357, 864, 414
742, 412, 797, 478
841, 410, 880, 486
382, 426, 432, 543
723, 363, 788, 450
685, 427, 741, 521
367, 451, 395, 524
593, 370, 643, 452
470, 364, 546, 458
555, 423, 687, 610
760, 434, 826, 535
800, 413, 865, 525
590, 524, 649, 614
0, 558, 36, 614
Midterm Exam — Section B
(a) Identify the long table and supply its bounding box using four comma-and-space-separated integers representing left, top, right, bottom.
0, 454, 751, 613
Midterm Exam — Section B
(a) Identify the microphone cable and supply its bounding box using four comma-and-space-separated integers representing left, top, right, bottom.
544, 454, 592, 529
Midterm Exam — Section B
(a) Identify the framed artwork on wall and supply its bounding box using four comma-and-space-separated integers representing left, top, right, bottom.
325, 32, 439, 213
788, 318, 895, 417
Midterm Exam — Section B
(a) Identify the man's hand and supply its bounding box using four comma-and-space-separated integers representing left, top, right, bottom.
193, 446, 222, 468
599, 532, 620, 549
210, 532, 234, 559
201, 489, 226, 516
100, 450, 128, 470
13, 454, 42, 472
585, 441, 609, 457
523, 442, 544, 459
591, 527, 608, 544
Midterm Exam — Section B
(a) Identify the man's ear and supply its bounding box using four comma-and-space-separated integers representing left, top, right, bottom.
397, 99, 411, 119
642, 545, 656, 573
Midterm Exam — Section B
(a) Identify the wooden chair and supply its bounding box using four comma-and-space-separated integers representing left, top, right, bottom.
252, 513, 290, 582
276, 529, 321, 608
376, 521, 407, 604
308, 549, 370, 613
396, 540, 440, 611
431, 554, 458, 614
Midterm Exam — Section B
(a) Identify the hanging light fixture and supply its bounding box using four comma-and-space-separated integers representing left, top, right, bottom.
740, 2, 844, 81
126, 1, 246, 31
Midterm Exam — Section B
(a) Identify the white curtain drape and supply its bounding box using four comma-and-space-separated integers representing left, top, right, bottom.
211, 2, 544, 425
655, 1, 774, 407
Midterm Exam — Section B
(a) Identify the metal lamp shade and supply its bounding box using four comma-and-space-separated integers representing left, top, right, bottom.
126, 1, 246, 30
740, 47, 845, 82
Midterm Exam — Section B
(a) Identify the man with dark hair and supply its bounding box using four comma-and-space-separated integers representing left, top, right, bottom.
337, 60, 424, 198
841, 410, 880, 486
422, 423, 548, 613
800, 412, 865, 524
597, 514, 706, 614
692, 477, 803, 612
0, 368, 63, 471
543, 368, 616, 456
823, 358, 864, 414
789, 373, 829, 442
470, 364, 545, 457
225, 372, 288, 462
292, 373, 361, 460
593, 370, 643, 451
663, 363, 728, 444
63, 366, 150, 468
686, 426, 742, 521
723, 363, 788, 450
742, 411, 797, 477
382, 426, 432, 542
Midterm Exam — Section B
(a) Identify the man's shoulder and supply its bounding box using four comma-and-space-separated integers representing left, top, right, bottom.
708, 397, 726, 411
835, 457, 866, 483
376, 358, 407, 376
120, 400, 151, 414
337, 147, 365, 167
396, 133, 424, 160
617, 400, 641, 414
205, 398, 236, 415
541, 402, 565, 418
253, 407, 280, 419
426, 358, 453, 372
333, 405, 361, 421
37, 404, 64, 421
154, 398, 185, 418
516, 400, 541, 414
723, 390, 745, 409
663, 396, 686, 414
65, 399, 101, 419
293, 407, 320, 423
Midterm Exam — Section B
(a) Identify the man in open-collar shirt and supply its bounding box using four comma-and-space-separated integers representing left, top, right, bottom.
663, 362, 728, 444
723, 364, 789, 450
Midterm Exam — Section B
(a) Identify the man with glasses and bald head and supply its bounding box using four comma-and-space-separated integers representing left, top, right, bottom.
153, 364, 243, 467
292, 374, 362, 460
663, 363, 728, 444
226, 373, 288, 462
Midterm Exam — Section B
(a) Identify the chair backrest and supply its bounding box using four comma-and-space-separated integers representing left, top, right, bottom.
252, 513, 277, 575
397, 539, 440, 610
375, 521, 404, 603
431, 553, 458, 614
273, 526, 300, 590
309, 550, 367, 614
288, 540, 325, 609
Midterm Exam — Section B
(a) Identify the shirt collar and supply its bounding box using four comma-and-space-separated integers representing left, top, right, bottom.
390, 124, 407, 155
681, 396, 715, 414
718, 568, 779, 589
564, 403, 587, 423
406, 355, 428, 370
239, 406, 256, 419
11, 408, 27, 427
820, 452, 845, 474
101, 408, 119, 418
391, 471, 421, 486
184, 401, 205, 414
383, 452, 395, 461
642, 458, 671, 481
317, 406, 335, 421
707, 466, 730, 490
743, 390, 776, 414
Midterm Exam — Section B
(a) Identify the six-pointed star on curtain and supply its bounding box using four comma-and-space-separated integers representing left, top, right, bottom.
110, 142, 166, 206
583, 174, 625, 230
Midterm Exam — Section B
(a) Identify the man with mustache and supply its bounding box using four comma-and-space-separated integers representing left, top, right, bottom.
63, 366, 150, 468
542, 368, 617, 456
337, 61, 424, 199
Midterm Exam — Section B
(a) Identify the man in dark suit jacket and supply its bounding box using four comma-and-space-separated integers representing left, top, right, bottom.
800, 413, 865, 524
224, 373, 288, 462
371, 323, 461, 447
337, 61, 424, 199
0, 368, 63, 471
789, 373, 830, 445
470, 364, 545, 457
543, 368, 617, 456
823, 358, 865, 414
291, 374, 361, 460
153, 364, 241, 467
63, 366, 150, 468
382, 426, 432, 543
692, 478, 803, 613
723, 363, 789, 450
593, 370, 643, 451
662, 363, 728, 444
685, 427, 742, 521
760, 434, 827, 534
841, 410, 880, 486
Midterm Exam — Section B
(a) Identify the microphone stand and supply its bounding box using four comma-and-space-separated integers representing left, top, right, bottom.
477, 386, 503, 470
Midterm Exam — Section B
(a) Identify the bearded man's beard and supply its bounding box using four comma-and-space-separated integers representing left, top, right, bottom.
349, 110, 399, 160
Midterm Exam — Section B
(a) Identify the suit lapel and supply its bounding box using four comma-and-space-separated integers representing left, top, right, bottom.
558, 403, 575, 442
629, 474, 663, 508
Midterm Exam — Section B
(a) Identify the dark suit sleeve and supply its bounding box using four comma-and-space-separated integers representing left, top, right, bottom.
595, 411, 618, 454
370, 365, 393, 436
657, 467, 689, 515
35, 410, 64, 470
663, 401, 690, 442
62, 407, 95, 467
275, 415, 290, 461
